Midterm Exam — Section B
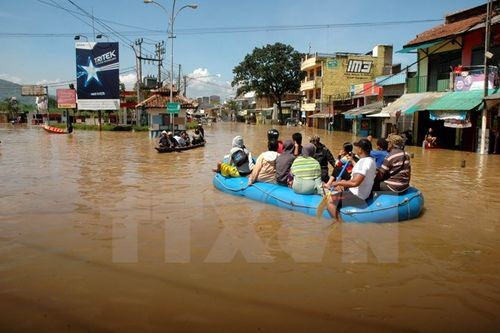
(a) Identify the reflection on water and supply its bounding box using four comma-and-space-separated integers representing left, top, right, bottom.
1, 123, 500, 332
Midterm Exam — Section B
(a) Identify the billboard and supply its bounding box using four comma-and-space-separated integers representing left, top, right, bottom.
75, 42, 120, 110
56, 89, 77, 109
21, 85, 45, 96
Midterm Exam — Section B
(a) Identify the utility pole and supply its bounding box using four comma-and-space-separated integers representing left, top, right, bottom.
134, 38, 143, 102
480, 0, 493, 154
183, 75, 187, 96
178, 64, 182, 95
155, 41, 165, 88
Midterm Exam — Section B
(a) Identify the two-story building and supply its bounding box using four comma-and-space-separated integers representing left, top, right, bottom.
372, 1, 500, 153
300, 45, 393, 129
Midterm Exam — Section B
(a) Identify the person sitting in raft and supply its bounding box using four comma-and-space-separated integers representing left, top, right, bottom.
267, 128, 284, 153
248, 139, 279, 185
375, 135, 411, 193
370, 138, 389, 169
159, 130, 177, 149
159, 130, 171, 148
212, 135, 254, 177
276, 139, 296, 186
332, 142, 359, 181
292, 132, 303, 157
191, 127, 204, 145
167, 131, 179, 148
173, 131, 187, 147
309, 134, 336, 183
289, 143, 322, 195
197, 123, 205, 137
324, 138, 376, 220
181, 131, 191, 146
424, 127, 437, 147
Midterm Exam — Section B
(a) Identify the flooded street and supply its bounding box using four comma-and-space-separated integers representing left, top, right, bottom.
1, 122, 500, 332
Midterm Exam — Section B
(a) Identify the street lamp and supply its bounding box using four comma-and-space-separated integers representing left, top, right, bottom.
144, 0, 198, 131
74, 35, 89, 41
96, 34, 109, 41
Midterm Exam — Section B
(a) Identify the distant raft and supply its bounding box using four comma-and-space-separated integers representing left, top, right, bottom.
155, 142, 205, 153
42, 124, 71, 134
213, 173, 424, 223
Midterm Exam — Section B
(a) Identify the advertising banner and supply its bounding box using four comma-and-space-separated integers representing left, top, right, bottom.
454, 72, 494, 91
21, 85, 46, 96
56, 89, 77, 109
75, 42, 120, 110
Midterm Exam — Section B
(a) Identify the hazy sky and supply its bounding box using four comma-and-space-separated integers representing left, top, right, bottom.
0, 0, 486, 100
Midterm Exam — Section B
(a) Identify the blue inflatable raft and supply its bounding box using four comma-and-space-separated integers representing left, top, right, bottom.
212, 174, 424, 223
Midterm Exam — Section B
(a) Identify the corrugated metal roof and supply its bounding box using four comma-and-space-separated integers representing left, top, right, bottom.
343, 101, 383, 118
375, 72, 407, 86
427, 89, 499, 111
309, 112, 332, 118
380, 93, 432, 116
404, 92, 447, 114
397, 39, 446, 54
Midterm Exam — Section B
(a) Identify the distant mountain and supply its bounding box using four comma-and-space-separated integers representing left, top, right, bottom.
0, 79, 36, 105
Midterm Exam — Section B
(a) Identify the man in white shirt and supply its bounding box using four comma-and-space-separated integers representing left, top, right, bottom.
323, 138, 376, 220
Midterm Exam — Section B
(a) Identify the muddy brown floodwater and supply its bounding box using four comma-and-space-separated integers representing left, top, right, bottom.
1, 122, 500, 332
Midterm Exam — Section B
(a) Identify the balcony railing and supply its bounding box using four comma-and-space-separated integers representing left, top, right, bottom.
301, 57, 318, 71
406, 67, 499, 93
300, 77, 322, 92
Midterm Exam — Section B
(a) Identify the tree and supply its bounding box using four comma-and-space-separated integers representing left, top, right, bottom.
232, 43, 304, 123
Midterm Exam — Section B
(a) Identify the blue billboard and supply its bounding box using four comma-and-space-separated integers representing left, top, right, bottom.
75, 42, 120, 110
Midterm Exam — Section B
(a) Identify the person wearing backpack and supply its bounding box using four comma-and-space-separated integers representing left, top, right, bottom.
248, 139, 279, 185
212, 135, 254, 177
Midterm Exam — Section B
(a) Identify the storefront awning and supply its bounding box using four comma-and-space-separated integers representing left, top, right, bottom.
366, 111, 391, 118
309, 112, 332, 118
427, 89, 499, 111
397, 39, 445, 54
379, 92, 432, 117
404, 92, 446, 114
342, 101, 383, 119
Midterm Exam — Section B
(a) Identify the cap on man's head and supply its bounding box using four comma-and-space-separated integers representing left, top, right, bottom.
167, 131, 173, 136
161, 130, 167, 135
309, 134, 320, 142
353, 138, 372, 153
387, 135, 404, 147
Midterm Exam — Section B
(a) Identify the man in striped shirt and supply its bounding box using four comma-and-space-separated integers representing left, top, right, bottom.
377, 135, 411, 193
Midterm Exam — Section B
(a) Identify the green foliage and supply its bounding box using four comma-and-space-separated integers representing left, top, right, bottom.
232, 42, 304, 121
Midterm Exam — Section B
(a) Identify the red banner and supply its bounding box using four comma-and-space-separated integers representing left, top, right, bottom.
56, 89, 77, 109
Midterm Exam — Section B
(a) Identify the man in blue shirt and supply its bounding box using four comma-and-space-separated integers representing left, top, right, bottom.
370, 138, 389, 169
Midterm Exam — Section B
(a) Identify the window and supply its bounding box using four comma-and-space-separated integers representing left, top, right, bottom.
315, 89, 321, 100
428, 50, 461, 91
316, 67, 322, 77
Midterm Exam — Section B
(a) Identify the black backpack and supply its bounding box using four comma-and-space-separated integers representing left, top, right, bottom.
231, 149, 248, 167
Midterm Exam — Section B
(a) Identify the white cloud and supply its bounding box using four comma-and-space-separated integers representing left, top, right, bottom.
0, 74, 22, 84
185, 68, 236, 100
36, 79, 62, 86
120, 73, 137, 90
